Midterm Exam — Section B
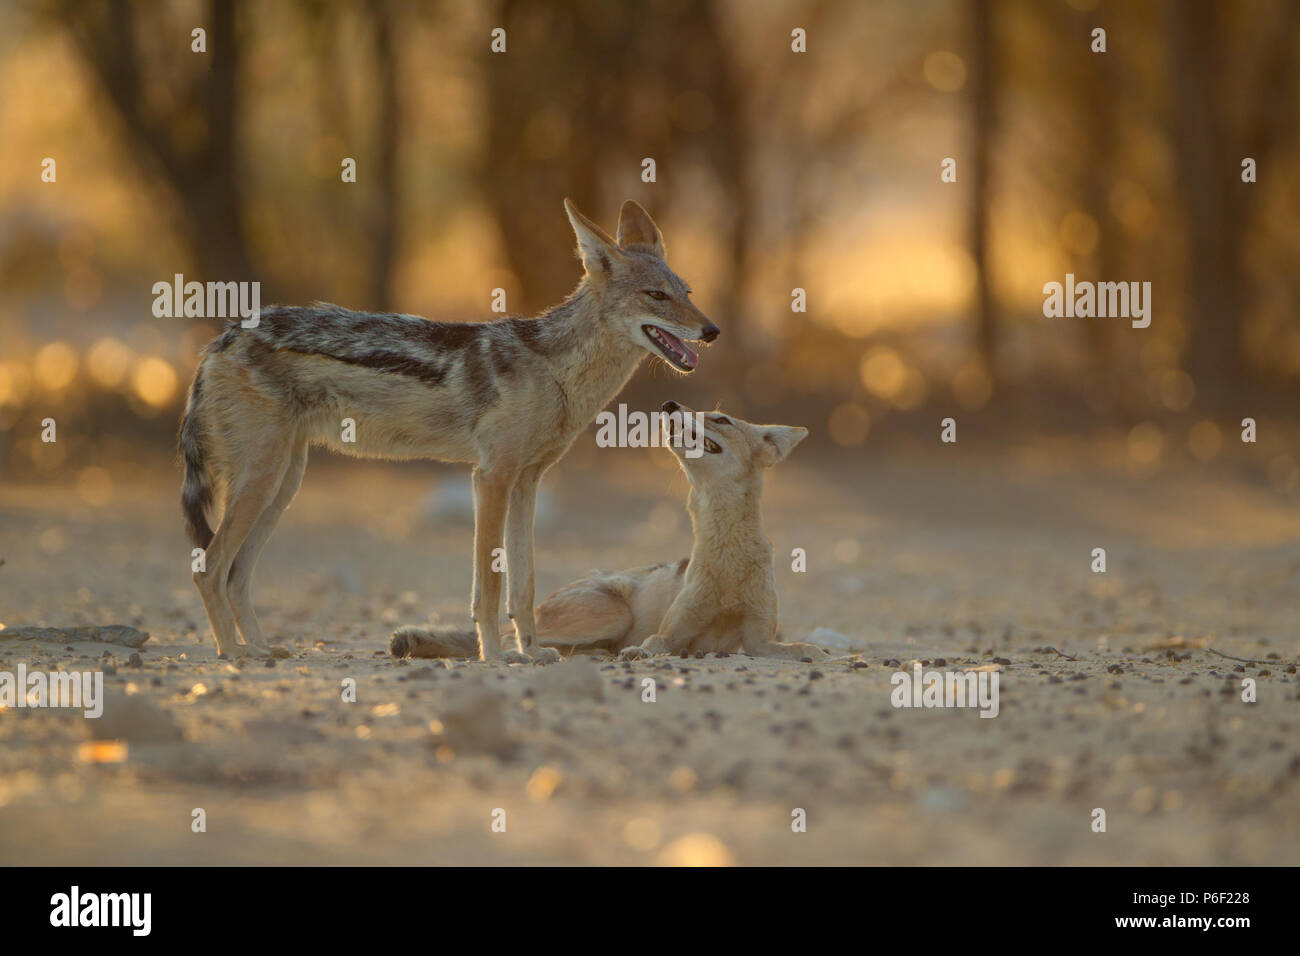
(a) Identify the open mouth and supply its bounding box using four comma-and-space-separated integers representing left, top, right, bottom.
663, 419, 722, 455
642, 324, 699, 372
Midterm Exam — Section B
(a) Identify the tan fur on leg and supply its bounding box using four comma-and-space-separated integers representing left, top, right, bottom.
505, 466, 557, 660
536, 580, 634, 648
471, 466, 512, 661
197, 440, 293, 657
182, 201, 721, 659
228, 435, 307, 655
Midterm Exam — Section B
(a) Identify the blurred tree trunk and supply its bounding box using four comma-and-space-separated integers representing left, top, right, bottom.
482, 0, 603, 313
57, 0, 256, 283
480, 0, 745, 330
1164, 0, 1298, 400
1081, 8, 1119, 382
690, 1, 756, 391
366, 0, 400, 311
1166, 0, 1239, 397
969, 0, 997, 379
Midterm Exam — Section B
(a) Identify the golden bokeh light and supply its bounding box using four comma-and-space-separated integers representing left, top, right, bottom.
893, 367, 929, 410
656, 832, 735, 867
859, 347, 907, 400
668, 765, 698, 793
0, 362, 34, 406
34, 342, 79, 391
131, 355, 179, 408
77, 741, 129, 764
1127, 422, 1164, 468
526, 765, 562, 802
87, 337, 135, 389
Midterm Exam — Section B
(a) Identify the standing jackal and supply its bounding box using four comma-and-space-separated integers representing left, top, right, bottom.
179, 199, 718, 661
391, 403, 829, 661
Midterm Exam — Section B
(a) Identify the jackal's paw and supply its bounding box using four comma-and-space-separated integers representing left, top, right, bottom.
619, 636, 669, 661
639, 635, 672, 656
501, 646, 560, 665
234, 642, 273, 659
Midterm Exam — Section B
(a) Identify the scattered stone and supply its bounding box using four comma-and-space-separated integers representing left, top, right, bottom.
805, 627, 856, 651
1, 625, 150, 649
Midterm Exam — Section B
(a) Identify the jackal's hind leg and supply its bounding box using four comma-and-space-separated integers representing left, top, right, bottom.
535, 579, 634, 651
195, 440, 293, 658
227, 435, 307, 656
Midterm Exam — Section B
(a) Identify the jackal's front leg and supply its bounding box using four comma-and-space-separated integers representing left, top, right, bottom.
738, 616, 829, 660
505, 467, 559, 663
617, 600, 697, 659
471, 466, 512, 661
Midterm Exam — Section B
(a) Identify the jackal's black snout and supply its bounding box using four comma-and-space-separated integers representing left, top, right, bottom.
699, 324, 720, 343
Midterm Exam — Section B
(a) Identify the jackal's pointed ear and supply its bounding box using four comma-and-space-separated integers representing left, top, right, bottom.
616, 200, 665, 259
758, 425, 809, 467
564, 198, 623, 278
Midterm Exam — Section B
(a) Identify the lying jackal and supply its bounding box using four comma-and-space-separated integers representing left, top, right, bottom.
180, 200, 718, 661
391, 402, 828, 661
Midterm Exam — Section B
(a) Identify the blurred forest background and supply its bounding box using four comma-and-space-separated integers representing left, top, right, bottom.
2, 0, 1300, 490
6, 0, 1300, 869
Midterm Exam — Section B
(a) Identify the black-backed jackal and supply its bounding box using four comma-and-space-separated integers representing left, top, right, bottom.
179, 200, 719, 661
391, 402, 829, 661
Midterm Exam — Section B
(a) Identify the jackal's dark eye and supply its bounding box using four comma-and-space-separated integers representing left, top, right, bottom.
643, 290, 669, 301
712, 416, 732, 427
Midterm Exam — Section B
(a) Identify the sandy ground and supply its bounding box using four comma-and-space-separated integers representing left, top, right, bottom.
1, 435, 1299, 865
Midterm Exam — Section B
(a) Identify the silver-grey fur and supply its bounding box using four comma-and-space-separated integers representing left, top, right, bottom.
179, 198, 719, 661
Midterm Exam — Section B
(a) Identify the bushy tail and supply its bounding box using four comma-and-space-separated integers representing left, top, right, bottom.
390, 625, 480, 659
179, 366, 215, 549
